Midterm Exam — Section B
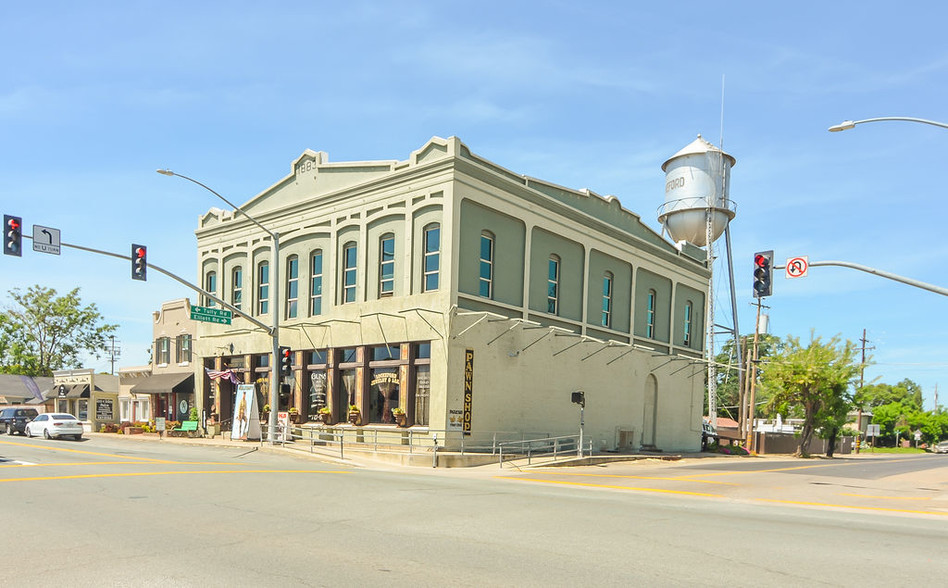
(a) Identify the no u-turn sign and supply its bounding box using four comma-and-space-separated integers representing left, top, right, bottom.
786, 256, 808, 279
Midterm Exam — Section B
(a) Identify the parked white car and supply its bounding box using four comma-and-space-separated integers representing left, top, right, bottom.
24, 413, 83, 441
933, 440, 948, 454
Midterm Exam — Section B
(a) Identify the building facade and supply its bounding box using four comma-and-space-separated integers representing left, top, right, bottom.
126, 298, 196, 422
51, 369, 118, 432
194, 137, 709, 452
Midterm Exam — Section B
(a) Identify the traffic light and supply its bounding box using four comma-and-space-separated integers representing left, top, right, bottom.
753, 250, 773, 298
279, 346, 292, 378
3, 215, 22, 256
131, 244, 147, 281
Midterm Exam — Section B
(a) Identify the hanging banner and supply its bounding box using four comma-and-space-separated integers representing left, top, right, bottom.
463, 349, 474, 435
232, 384, 262, 441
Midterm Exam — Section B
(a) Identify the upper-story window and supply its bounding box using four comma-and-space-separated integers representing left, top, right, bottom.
231, 266, 243, 310
379, 234, 395, 297
286, 255, 299, 319
547, 255, 560, 314
310, 250, 323, 316
423, 224, 440, 292
479, 232, 494, 298
155, 337, 171, 365
205, 271, 217, 307
257, 261, 269, 315
646, 289, 656, 339
683, 301, 693, 347
175, 334, 192, 363
342, 242, 357, 304
602, 272, 613, 328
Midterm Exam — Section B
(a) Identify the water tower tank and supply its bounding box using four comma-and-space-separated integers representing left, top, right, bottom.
657, 135, 736, 247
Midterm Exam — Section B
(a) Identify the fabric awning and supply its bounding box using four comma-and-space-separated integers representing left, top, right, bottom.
130, 373, 194, 395
60, 384, 90, 398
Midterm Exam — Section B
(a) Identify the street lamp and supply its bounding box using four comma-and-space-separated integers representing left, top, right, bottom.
829, 117, 948, 132
157, 169, 281, 445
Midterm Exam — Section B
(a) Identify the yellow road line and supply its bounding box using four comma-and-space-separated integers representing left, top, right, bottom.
527, 471, 738, 486
0, 469, 352, 483
0, 461, 237, 468
0, 439, 171, 462
839, 493, 932, 501
672, 462, 844, 479
755, 498, 947, 516
497, 475, 723, 497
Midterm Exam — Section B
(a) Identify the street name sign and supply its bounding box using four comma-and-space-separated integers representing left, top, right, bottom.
190, 305, 232, 325
32, 225, 61, 255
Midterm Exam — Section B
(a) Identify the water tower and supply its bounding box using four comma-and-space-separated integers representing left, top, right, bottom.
657, 135, 740, 429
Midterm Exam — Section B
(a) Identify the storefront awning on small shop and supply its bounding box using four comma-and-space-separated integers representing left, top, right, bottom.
130, 373, 193, 395
61, 384, 90, 398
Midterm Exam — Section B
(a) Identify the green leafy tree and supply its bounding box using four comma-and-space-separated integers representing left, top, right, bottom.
856, 379, 923, 411
711, 334, 781, 420
0, 286, 117, 376
761, 333, 862, 457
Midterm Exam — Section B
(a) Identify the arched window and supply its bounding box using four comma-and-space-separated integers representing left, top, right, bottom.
479, 231, 494, 298
423, 224, 440, 292
285, 255, 299, 319
646, 289, 656, 338
602, 271, 614, 328
342, 242, 357, 303
204, 271, 217, 307
257, 261, 269, 315
310, 250, 323, 316
231, 266, 243, 310
547, 255, 560, 314
683, 301, 693, 347
379, 233, 395, 297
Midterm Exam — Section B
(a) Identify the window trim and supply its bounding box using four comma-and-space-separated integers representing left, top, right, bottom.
602, 271, 613, 328
257, 261, 270, 316
205, 271, 217, 307
286, 255, 299, 319
683, 301, 693, 347
422, 224, 440, 292
342, 241, 357, 304
479, 231, 494, 299
310, 249, 323, 316
547, 255, 560, 315
646, 289, 656, 339
379, 233, 395, 298
231, 266, 243, 310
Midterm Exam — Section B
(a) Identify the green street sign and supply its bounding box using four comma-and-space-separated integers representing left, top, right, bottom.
190, 305, 233, 325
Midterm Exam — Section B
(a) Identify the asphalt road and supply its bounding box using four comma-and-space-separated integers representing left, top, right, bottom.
1, 435, 945, 587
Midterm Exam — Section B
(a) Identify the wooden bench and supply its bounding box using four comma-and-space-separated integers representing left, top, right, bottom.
170, 420, 199, 437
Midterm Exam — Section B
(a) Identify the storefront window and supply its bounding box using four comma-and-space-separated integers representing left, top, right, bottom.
341, 369, 357, 407
77, 399, 88, 421
370, 368, 399, 424
309, 370, 327, 417
308, 350, 328, 365
414, 365, 430, 426
372, 345, 399, 361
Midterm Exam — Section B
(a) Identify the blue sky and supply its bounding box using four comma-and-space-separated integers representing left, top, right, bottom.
1, 1, 946, 411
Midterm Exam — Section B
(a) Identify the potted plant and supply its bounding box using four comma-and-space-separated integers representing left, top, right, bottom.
317, 406, 333, 425
289, 406, 300, 424
391, 406, 408, 427
347, 404, 361, 425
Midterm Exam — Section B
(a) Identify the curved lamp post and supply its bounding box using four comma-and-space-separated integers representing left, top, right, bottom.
157, 169, 281, 445
829, 117, 948, 132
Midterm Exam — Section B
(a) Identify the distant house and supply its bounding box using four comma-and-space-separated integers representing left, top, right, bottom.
0, 374, 52, 407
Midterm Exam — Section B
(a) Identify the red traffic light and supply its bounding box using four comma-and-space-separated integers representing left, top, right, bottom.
135, 246, 146, 259
7, 217, 19, 231
754, 254, 769, 268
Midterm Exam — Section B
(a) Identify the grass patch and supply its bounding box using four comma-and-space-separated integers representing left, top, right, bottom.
856, 446, 926, 454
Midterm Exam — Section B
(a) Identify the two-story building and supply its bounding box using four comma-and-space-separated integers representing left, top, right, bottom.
194, 137, 709, 452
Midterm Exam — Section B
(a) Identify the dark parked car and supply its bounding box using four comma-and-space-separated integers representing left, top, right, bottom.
0, 407, 39, 435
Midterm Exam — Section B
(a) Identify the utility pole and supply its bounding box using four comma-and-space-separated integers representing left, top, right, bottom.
855, 329, 874, 454
746, 299, 763, 453
105, 335, 121, 375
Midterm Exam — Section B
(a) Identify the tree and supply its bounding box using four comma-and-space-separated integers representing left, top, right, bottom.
711, 333, 781, 420
0, 286, 117, 376
761, 333, 862, 457
856, 378, 923, 411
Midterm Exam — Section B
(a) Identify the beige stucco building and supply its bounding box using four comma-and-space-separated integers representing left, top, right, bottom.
51, 369, 118, 432
194, 137, 709, 452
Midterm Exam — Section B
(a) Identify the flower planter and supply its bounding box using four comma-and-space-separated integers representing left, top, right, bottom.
348, 412, 361, 425
319, 413, 333, 425
124, 427, 144, 435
